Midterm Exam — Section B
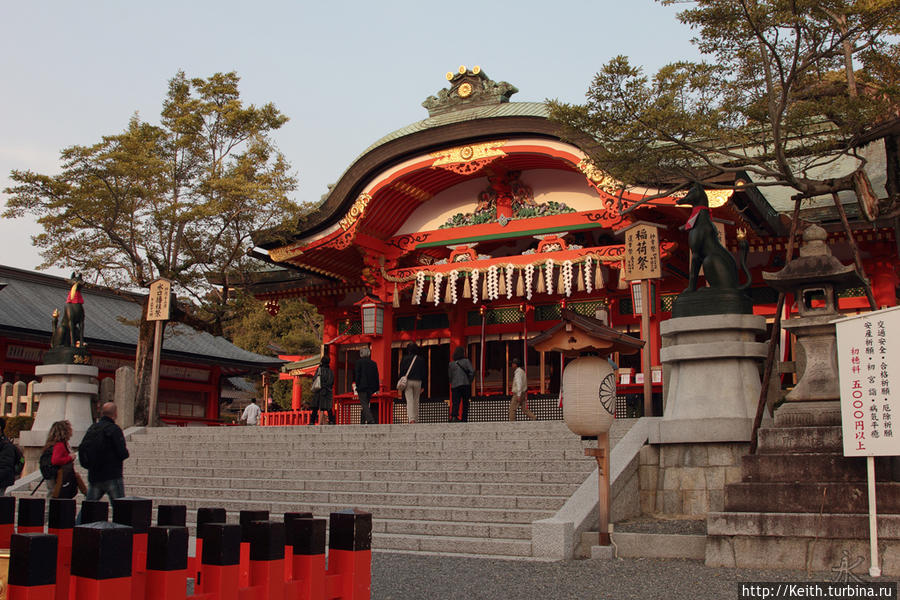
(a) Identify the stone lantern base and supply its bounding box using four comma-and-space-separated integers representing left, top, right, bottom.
19, 364, 98, 468
654, 314, 768, 443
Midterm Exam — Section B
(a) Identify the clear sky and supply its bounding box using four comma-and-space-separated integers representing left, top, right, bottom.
0, 0, 700, 277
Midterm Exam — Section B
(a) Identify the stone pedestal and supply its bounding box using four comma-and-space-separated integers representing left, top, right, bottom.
653, 314, 768, 443
20, 364, 99, 461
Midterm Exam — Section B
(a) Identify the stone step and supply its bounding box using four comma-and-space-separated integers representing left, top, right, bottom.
373, 518, 531, 540
127, 448, 590, 461
755, 426, 842, 454
371, 532, 533, 557
740, 453, 894, 483
127, 438, 592, 452
122, 466, 589, 484
126, 457, 593, 473
708, 511, 900, 539
121, 475, 579, 497
724, 482, 900, 513
126, 485, 566, 510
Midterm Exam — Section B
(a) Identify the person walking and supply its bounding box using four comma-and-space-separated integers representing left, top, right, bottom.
398, 342, 425, 424
0, 418, 20, 495
241, 398, 261, 425
311, 355, 336, 425
78, 402, 130, 504
42, 420, 85, 498
448, 346, 475, 423
353, 346, 380, 424
509, 357, 537, 421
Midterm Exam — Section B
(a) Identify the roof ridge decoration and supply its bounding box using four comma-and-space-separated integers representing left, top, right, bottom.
422, 66, 518, 117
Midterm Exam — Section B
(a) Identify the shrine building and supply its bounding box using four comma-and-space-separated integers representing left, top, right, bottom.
246, 67, 898, 423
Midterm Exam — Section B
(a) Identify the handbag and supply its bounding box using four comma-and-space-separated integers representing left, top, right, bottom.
396, 356, 417, 393
53, 463, 78, 499
311, 370, 322, 392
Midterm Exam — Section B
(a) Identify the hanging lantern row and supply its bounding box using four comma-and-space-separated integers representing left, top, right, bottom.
396, 259, 612, 307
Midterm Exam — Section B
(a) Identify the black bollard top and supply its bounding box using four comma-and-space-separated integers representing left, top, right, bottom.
112, 497, 153, 534
239, 510, 269, 543
196, 507, 226, 540
146, 526, 188, 572
201, 523, 241, 566
80, 500, 109, 524
248, 521, 285, 562
0, 495, 15, 524
17, 497, 45, 528
287, 518, 326, 556
284, 512, 314, 546
49, 498, 77, 530
157, 505, 187, 527
8, 533, 58, 587
329, 509, 372, 552
71, 522, 134, 580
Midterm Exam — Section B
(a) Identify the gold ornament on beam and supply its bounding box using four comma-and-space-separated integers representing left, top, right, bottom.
426, 278, 435, 304
617, 264, 627, 289
393, 284, 400, 308
444, 277, 454, 303
463, 275, 472, 299
576, 264, 585, 292
557, 268, 564, 295
516, 270, 524, 296
536, 268, 546, 294
596, 263, 605, 288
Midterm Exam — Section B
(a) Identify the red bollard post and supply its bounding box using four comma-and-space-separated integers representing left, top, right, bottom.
248, 521, 286, 600
238, 510, 268, 588
145, 526, 188, 600
196, 523, 241, 600
0, 496, 16, 548
327, 510, 372, 600
191, 507, 226, 585
7, 533, 57, 600
288, 518, 326, 600
157, 505, 186, 527
282, 512, 312, 581
79, 501, 108, 525
17, 498, 45, 535
70, 521, 133, 600
113, 497, 153, 600
47, 499, 76, 600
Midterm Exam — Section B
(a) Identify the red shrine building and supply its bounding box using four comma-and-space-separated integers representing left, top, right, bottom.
247, 67, 899, 423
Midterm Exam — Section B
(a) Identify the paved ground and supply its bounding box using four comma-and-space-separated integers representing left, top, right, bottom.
371, 553, 885, 600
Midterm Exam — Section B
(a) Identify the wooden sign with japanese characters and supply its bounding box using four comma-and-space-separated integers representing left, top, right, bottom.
623, 224, 661, 281
835, 306, 900, 457
147, 279, 172, 322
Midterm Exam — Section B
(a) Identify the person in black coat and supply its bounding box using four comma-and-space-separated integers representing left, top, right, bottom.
397, 342, 426, 424
311, 355, 336, 425
352, 346, 380, 424
0, 418, 19, 495
79, 402, 129, 501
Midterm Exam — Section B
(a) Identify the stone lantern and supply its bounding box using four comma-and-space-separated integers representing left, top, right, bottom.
763, 224, 865, 424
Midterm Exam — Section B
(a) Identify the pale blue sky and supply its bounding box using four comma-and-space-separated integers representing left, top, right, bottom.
0, 0, 700, 276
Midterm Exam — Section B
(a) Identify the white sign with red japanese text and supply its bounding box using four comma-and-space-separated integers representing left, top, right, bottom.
835, 306, 900, 457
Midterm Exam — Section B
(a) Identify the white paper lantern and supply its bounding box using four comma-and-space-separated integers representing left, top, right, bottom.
562, 356, 616, 436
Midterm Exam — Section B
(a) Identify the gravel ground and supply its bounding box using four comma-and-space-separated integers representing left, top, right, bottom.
371, 553, 881, 600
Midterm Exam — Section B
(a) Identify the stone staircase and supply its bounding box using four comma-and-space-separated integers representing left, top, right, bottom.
121, 420, 634, 558
707, 422, 900, 574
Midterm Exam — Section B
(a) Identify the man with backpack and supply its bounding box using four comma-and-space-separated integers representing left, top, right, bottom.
78, 402, 129, 503
0, 417, 24, 495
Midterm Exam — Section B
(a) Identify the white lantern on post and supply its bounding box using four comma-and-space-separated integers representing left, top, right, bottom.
562, 356, 616, 436
358, 296, 384, 336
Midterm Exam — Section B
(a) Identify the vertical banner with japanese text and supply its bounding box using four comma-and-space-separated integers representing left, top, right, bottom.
623, 224, 661, 281
835, 306, 900, 457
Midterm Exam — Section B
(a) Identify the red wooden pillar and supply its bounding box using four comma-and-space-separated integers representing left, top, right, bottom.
112, 497, 152, 600
7, 533, 57, 600
370, 302, 394, 424
869, 259, 899, 308
247, 521, 286, 600
0, 495, 15, 548
47, 499, 75, 600
208, 366, 222, 421
327, 509, 372, 600
195, 523, 240, 600
291, 376, 302, 410
17, 498, 45, 535
145, 526, 188, 600
70, 521, 133, 599
282, 512, 312, 582
287, 517, 326, 600
191, 507, 226, 585
239, 510, 268, 588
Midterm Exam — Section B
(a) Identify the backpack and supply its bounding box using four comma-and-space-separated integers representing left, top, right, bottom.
78, 424, 104, 470
13, 444, 24, 476
39, 447, 58, 481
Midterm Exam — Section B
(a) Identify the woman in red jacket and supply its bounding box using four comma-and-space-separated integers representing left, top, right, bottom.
42, 420, 84, 498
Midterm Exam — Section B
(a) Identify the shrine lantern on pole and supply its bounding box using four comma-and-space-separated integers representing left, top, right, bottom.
357, 296, 385, 336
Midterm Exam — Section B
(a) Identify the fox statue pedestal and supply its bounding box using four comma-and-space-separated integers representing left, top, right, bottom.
653, 314, 768, 443
19, 364, 98, 465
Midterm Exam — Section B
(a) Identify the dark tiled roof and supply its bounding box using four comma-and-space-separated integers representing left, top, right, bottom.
0, 265, 282, 369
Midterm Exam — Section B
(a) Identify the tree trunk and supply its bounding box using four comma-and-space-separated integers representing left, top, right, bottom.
132, 297, 161, 426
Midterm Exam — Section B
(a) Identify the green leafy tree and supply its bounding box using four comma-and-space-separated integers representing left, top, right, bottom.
549, 0, 900, 213
4, 71, 303, 425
